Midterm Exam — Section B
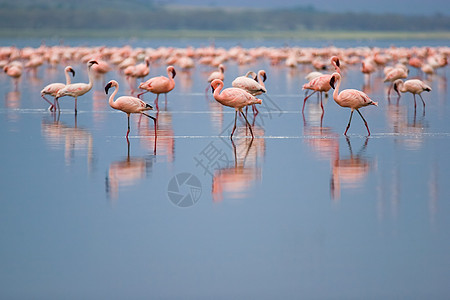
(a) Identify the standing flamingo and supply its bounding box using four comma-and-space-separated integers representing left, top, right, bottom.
302, 56, 341, 113
137, 65, 176, 110
329, 72, 378, 136
124, 57, 151, 92
3, 62, 23, 91
383, 65, 408, 99
40, 66, 75, 111
55, 60, 98, 114
393, 79, 431, 111
210, 79, 262, 139
206, 64, 225, 91
105, 80, 157, 140
232, 70, 267, 115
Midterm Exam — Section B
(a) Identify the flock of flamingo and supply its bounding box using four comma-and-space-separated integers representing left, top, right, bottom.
1, 44, 448, 140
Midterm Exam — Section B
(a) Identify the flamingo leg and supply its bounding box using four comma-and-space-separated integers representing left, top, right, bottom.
302, 90, 317, 112
55, 97, 61, 113
126, 114, 131, 138
252, 104, 259, 116
356, 109, 371, 136
74, 97, 78, 115
230, 111, 238, 139
137, 90, 149, 99
142, 113, 157, 155
41, 95, 55, 111
154, 94, 160, 111
418, 94, 426, 108
413, 94, 417, 110
344, 110, 354, 136
319, 92, 324, 112
240, 111, 254, 138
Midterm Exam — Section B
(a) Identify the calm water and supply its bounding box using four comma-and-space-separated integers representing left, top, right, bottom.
1, 38, 449, 299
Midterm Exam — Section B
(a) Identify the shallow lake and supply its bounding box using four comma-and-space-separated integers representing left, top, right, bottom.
0, 38, 449, 299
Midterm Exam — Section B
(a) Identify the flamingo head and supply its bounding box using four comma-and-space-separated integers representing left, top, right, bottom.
105, 80, 117, 94
88, 60, 99, 68
210, 79, 222, 93
68, 67, 75, 77
329, 75, 336, 89
260, 70, 267, 82
169, 66, 176, 78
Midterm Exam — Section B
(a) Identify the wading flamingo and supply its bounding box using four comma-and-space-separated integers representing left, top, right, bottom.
211, 79, 262, 139
137, 65, 176, 110
105, 80, 157, 140
3, 62, 23, 91
329, 72, 378, 136
393, 79, 431, 111
55, 60, 98, 114
124, 57, 151, 92
302, 56, 341, 113
40, 66, 75, 111
206, 64, 225, 91
383, 65, 408, 99
232, 70, 267, 115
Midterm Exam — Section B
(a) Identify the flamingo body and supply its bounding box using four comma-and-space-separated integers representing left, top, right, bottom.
211, 79, 261, 138
393, 79, 431, 110
40, 66, 75, 110
105, 80, 156, 138
330, 72, 378, 136
138, 66, 176, 107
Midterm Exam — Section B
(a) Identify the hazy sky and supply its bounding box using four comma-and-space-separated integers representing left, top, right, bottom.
168, 0, 450, 15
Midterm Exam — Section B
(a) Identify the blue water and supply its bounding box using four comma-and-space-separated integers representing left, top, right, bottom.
0, 38, 449, 299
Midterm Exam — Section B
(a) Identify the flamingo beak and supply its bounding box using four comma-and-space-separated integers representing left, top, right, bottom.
69, 68, 75, 77
336, 58, 340, 67
393, 83, 398, 93
329, 76, 336, 89
105, 82, 112, 94
262, 72, 267, 82
145, 103, 153, 110
171, 69, 176, 78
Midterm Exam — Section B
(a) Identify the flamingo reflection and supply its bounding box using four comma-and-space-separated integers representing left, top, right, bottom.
212, 136, 263, 203
331, 137, 372, 201
106, 141, 154, 200
41, 114, 93, 168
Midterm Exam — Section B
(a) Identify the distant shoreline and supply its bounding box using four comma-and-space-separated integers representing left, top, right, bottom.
2, 29, 450, 41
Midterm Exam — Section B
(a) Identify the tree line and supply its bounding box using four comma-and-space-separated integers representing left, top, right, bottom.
0, 5, 448, 32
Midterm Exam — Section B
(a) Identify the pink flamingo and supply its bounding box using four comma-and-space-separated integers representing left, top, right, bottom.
40, 66, 75, 111
302, 56, 341, 113
3, 62, 23, 91
105, 80, 157, 140
231, 70, 267, 115
207, 64, 225, 84
55, 60, 98, 114
137, 65, 176, 110
393, 79, 431, 111
210, 79, 262, 139
329, 72, 378, 136
124, 57, 151, 92
383, 65, 408, 99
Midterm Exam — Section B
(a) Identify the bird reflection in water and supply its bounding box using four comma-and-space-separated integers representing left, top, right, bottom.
331, 137, 373, 201
212, 137, 263, 203
106, 141, 154, 200
138, 110, 173, 160
385, 101, 427, 151
41, 114, 93, 168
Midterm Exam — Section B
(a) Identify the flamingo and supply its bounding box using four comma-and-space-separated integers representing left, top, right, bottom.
329, 72, 378, 136
3, 61, 23, 91
232, 70, 267, 115
55, 60, 98, 114
40, 66, 75, 111
124, 57, 151, 92
105, 80, 157, 140
383, 65, 408, 99
393, 79, 431, 111
210, 79, 262, 139
137, 65, 176, 110
302, 56, 341, 113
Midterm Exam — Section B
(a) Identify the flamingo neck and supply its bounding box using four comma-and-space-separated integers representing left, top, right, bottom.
257, 72, 266, 88
87, 65, 95, 89
108, 85, 120, 110
333, 76, 341, 103
64, 69, 72, 85
213, 82, 224, 100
